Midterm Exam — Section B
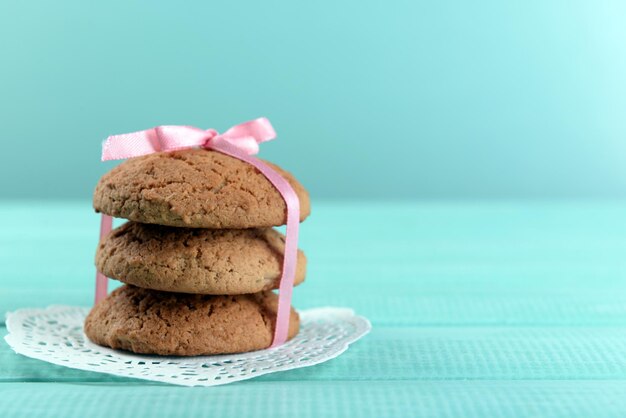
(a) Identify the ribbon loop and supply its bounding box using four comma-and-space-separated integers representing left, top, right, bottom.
220, 117, 276, 144
96, 117, 297, 348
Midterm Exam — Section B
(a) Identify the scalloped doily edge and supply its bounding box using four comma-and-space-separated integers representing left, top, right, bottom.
4, 305, 371, 386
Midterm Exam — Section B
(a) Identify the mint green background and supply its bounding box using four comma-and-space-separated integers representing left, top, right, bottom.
1, 0, 626, 199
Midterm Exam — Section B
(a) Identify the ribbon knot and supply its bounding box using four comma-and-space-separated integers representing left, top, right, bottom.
102, 117, 276, 161
96, 117, 298, 348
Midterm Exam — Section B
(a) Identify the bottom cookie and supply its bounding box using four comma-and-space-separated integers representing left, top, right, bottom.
84, 285, 299, 356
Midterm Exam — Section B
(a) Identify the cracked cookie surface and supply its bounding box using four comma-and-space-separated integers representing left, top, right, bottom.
93, 148, 310, 228
96, 222, 307, 294
84, 285, 300, 356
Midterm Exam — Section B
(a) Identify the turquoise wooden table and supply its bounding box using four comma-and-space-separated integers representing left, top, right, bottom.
3, 200, 626, 417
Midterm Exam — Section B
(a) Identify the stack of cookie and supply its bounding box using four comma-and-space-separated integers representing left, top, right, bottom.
84, 149, 310, 356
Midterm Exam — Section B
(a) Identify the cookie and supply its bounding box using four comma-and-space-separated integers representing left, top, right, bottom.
96, 222, 307, 294
84, 285, 300, 356
93, 148, 310, 228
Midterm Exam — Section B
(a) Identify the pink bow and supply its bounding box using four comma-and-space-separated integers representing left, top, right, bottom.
96, 118, 299, 348
101, 117, 277, 160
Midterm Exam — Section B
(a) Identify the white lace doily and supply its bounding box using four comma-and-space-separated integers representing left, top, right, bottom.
4, 305, 370, 387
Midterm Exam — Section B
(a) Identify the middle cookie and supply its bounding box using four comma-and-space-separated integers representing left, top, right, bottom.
96, 222, 307, 295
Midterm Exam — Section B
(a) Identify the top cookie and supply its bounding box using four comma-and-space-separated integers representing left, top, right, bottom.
93, 149, 310, 228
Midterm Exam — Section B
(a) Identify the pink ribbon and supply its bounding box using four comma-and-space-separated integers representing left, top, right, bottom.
94, 214, 113, 304
96, 117, 299, 348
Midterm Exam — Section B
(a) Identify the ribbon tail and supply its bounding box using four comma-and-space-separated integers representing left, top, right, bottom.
271, 196, 300, 347
220, 117, 277, 151
95, 214, 113, 303
209, 136, 299, 347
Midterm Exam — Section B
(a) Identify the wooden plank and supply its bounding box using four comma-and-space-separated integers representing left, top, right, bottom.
3, 201, 626, 326
5, 325, 626, 382
3, 200, 626, 418
5, 201, 626, 292
2, 381, 626, 418
4, 286, 626, 327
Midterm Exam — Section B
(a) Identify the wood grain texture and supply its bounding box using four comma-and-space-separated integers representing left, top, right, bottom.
2, 200, 626, 417
3, 381, 626, 418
